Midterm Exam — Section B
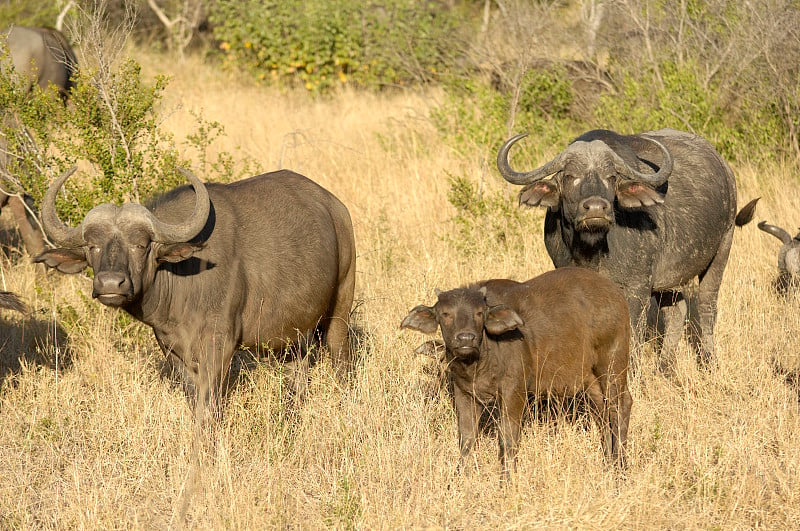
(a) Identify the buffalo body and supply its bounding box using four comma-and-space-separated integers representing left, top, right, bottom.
401, 267, 632, 479
35, 169, 356, 425
497, 128, 757, 370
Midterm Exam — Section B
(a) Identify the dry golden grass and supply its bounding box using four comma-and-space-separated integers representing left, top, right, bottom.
1, 50, 799, 529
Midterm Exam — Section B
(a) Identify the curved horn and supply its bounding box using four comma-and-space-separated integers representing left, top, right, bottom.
149, 168, 210, 243
612, 135, 674, 187
40, 167, 85, 247
758, 221, 792, 244
497, 133, 568, 185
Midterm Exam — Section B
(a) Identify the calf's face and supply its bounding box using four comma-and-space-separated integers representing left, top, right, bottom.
400, 287, 523, 360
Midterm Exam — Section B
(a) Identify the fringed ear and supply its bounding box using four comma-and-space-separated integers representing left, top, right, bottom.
155, 242, 205, 263
33, 248, 89, 274
484, 305, 524, 335
400, 305, 439, 334
616, 181, 665, 208
519, 181, 560, 209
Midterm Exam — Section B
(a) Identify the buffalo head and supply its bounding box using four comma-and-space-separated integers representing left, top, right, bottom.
35, 168, 210, 307
757, 220, 800, 294
400, 287, 523, 362
497, 132, 673, 246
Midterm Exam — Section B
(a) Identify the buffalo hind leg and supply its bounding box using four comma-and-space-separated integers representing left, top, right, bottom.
688, 228, 733, 368
325, 261, 356, 380
498, 383, 526, 482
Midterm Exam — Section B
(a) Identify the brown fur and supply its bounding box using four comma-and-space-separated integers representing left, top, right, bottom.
401, 267, 632, 479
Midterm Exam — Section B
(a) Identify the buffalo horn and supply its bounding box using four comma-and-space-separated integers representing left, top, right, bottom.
496, 133, 568, 185
41, 167, 85, 247
149, 168, 210, 243
757, 221, 792, 244
613, 135, 673, 187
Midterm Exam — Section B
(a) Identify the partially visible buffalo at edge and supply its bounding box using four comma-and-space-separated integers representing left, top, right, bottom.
757, 221, 800, 295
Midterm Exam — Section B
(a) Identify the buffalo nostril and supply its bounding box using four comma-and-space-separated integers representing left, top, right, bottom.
581, 197, 610, 212
456, 332, 477, 342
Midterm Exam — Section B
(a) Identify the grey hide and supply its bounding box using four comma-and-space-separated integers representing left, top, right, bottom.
35, 168, 356, 427
497, 128, 758, 372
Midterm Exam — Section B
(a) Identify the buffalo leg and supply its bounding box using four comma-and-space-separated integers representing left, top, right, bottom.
687, 228, 733, 368
498, 383, 526, 481
604, 374, 632, 469
585, 380, 613, 462
325, 258, 355, 379
626, 284, 653, 374
649, 291, 687, 375
453, 385, 480, 474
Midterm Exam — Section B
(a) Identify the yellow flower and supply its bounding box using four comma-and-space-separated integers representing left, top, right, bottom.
338, 71, 347, 83
219, 41, 230, 51
244, 41, 252, 49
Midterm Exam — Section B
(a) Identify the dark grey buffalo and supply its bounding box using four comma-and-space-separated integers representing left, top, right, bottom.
757, 221, 800, 295
2, 25, 78, 100
34, 168, 356, 426
0, 291, 26, 313
401, 267, 632, 479
497, 128, 757, 371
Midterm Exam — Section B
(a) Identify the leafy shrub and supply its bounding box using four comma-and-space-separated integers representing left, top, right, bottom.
1, 51, 252, 226
444, 172, 530, 258
209, 0, 467, 93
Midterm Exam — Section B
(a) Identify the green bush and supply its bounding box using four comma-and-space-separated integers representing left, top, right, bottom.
209, 0, 467, 93
1, 51, 252, 226
444, 172, 529, 258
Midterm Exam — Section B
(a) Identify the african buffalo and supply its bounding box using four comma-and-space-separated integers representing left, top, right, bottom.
34, 168, 356, 426
1, 26, 78, 257
2, 25, 78, 101
497, 128, 757, 372
757, 221, 800, 295
401, 267, 632, 479
0, 291, 26, 313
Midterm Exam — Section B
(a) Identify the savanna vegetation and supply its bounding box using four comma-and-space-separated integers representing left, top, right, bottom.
1, 0, 799, 528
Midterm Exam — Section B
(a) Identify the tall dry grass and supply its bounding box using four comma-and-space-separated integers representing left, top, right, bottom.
1, 50, 799, 529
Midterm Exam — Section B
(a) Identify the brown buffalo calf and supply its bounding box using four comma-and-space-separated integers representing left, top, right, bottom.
401, 267, 632, 479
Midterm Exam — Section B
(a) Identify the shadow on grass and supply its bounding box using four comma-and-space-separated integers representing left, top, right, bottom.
0, 308, 72, 388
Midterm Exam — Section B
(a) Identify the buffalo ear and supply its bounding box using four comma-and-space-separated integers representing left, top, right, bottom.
33, 248, 88, 274
485, 305, 524, 335
156, 242, 204, 263
519, 181, 560, 209
400, 305, 439, 335
616, 181, 664, 208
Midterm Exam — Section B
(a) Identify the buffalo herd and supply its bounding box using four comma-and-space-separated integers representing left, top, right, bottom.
0, 30, 797, 478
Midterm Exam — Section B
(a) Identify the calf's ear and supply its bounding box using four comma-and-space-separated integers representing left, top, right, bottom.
33, 248, 88, 274
400, 305, 439, 334
485, 305, 524, 335
616, 181, 664, 208
156, 242, 204, 263
519, 181, 560, 209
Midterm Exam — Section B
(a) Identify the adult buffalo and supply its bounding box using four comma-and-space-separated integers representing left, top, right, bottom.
34, 168, 356, 426
1, 26, 78, 257
497, 128, 757, 371
2, 25, 78, 101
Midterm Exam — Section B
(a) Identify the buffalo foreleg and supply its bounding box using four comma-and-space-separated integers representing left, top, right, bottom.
453, 384, 481, 475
